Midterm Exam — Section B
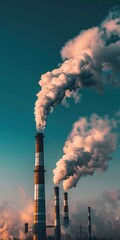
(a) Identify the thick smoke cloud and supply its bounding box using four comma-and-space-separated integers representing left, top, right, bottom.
0, 188, 33, 239
53, 114, 119, 190
35, 7, 120, 130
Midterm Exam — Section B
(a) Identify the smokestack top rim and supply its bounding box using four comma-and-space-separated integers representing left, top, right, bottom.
35, 132, 44, 138
54, 186, 60, 196
63, 192, 68, 195
54, 186, 59, 190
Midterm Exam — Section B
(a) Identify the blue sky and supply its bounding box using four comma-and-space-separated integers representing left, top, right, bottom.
0, 0, 120, 233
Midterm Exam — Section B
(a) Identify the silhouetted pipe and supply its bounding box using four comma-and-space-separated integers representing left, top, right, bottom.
24, 223, 28, 234
88, 206, 91, 240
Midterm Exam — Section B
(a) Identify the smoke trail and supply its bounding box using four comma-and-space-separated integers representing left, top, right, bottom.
35, 7, 120, 131
53, 114, 119, 190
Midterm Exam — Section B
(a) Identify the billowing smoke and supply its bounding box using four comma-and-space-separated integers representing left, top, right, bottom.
53, 114, 119, 190
0, 188, 33, 239
35, 7, 120, 131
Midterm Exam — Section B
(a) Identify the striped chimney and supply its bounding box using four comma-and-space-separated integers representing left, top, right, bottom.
88, 206, 92, 240
33, 133, 46, 240
54, 186, 61, 240
63, 192, 69, 228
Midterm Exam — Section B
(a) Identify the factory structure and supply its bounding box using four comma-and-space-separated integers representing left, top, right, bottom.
24, 132, 92, 240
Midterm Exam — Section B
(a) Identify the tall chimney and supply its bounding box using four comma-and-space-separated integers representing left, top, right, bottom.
33, 132, 46, 240
63, 192, 69, 228
88, 206, 91, 240
54, 186, 61, 240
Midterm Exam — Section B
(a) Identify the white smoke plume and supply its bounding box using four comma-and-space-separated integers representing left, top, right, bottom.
53, 114, 119, 190
35, 7, 120, 131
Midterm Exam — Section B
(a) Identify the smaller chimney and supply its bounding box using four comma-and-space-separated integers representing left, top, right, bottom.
88, 206, 92, 240
54, 186, 61, 240
63, 192, 69, 228
24, 223, 28, 234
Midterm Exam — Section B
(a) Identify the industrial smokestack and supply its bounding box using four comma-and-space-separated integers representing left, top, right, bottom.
63, 192, 69, 228
54, 186, 61, 240
24, 223, 28, 234
33, 132, 46, 240
88, 206, 91, 240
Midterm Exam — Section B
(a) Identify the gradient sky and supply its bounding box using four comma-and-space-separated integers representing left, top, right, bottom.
0, 0, 120, 227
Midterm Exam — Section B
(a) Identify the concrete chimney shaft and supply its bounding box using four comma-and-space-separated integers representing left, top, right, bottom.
33, 133, 46, 240
54, 186, 61, 240
63, 192, 69, 228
